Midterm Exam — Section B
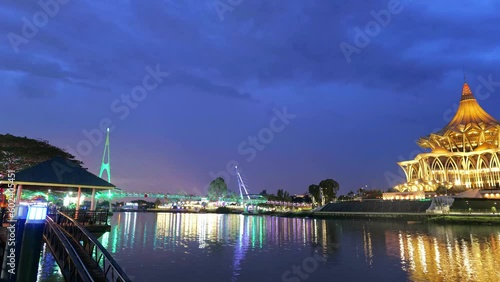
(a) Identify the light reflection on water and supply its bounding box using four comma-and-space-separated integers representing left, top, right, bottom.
100, 213, 338, 281
38, 213, 500, 281
389, 225, 500, 281
36, 243, 64, 282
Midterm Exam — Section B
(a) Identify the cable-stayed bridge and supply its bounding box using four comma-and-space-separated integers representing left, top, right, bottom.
95, 129, 267, 205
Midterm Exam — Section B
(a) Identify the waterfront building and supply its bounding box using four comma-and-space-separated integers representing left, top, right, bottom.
381, 191, 425, 200
396, 82, 500, 192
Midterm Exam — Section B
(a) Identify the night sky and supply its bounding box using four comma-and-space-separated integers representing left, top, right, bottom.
2, 0, 500, 196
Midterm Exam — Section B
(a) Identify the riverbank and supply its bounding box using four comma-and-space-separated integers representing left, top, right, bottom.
426, 215, 500, 225
113, 208, 500, 225
97, 210, 500, 282
309, 211, 500, 225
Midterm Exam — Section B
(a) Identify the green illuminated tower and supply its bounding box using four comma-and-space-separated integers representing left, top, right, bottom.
99, 128, 111, 181
99, 128, 112, 211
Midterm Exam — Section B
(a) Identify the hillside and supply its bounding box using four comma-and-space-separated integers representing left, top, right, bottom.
0, 133, 83, 175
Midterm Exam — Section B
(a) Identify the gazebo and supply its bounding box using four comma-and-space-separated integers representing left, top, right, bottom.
0, 156, 115, 211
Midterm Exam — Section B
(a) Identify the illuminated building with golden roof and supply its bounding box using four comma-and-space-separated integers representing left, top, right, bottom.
396, 82, 500, 192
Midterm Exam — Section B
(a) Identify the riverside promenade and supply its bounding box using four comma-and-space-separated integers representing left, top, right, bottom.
309, 198, 500, 224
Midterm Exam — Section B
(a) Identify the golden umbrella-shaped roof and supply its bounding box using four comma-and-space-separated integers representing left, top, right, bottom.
439, 82, 499, 133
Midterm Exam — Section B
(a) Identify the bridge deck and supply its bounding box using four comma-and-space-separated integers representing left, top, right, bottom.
0, 213, 130, 281
59, 228, 107, 282
50, 212, 131, 281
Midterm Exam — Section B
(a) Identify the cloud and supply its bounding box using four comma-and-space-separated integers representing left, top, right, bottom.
1, 0, 500, 102
166, 72, 259, 102
16, 74, 58, 98
2, 0, 500, 193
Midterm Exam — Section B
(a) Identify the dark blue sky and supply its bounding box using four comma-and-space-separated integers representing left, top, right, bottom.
2, 0, 500, 196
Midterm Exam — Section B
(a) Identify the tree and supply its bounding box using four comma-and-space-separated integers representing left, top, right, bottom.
357, 187, 366, 198
337, 195, 351, 201
270, 189, 292, 202
319, 179, 340, 203
308, 184, 320, 204
0, 133, 83, 175
363, 190, 383, 199
208, 177, 228, 201
291, 195, 312, 203
154, 198, 162, 208
283, 191, 290, 201
277, 189, 284, 200
226, 190, 240, 203
435, 185, 448, 195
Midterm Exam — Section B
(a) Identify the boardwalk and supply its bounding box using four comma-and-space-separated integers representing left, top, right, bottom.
0, 212, 130, 282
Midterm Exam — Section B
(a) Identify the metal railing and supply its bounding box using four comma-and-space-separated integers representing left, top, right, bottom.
56, 212, 132, 282
43, 216, 94, 282
53, 210, 110, 225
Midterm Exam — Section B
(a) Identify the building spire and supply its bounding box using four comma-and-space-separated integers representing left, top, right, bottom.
461, 82, 474, 101
460, 66, 473, 101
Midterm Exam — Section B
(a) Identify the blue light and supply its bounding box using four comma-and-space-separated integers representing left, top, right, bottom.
27, 205, 48, 222
15, 204, 30, 220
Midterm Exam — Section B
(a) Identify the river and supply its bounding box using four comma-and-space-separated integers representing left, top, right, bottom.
38, 212, 500, 281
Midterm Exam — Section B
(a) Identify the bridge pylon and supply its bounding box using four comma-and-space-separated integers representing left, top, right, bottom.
99, 128, 112, 212
235, 166, 250, 202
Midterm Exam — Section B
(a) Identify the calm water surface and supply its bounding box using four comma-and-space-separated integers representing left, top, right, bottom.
38, 212, 500, 281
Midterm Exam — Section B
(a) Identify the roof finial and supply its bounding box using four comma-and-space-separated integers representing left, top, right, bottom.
463, 65, 467, 83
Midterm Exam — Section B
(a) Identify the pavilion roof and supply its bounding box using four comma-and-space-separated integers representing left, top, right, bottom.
0, 156, 115, 189
438, 82, 500, 134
